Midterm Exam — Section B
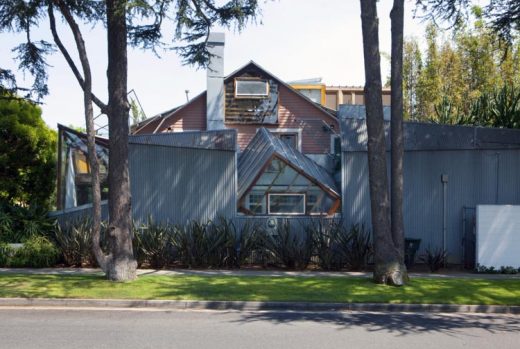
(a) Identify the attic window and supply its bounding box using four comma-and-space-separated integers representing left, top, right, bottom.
235, 78, 269, 98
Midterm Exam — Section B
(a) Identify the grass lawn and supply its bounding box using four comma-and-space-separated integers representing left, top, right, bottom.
0, 273, 519, 305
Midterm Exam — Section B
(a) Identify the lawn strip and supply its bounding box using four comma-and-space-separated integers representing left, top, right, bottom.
0, 273, 519, 306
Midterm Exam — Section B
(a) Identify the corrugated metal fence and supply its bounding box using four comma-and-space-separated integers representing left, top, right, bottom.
50, 141, 237, 226
342, 149, 520, 264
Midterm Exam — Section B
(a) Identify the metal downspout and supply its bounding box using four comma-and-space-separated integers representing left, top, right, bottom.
441, 174, 449, 258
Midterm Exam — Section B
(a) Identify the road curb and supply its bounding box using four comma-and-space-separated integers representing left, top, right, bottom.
0, 298, 519, 314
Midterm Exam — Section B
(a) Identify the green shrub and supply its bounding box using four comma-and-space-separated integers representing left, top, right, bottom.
172, 220, 230, 268
214, 217, 264, 268
231, 219, 264, 267
134, 219, 174, 269
51, 218, 96, 267
10, 236, 59, 268
476, 264, 520, 274
309, 219, 346, 271
0, 242, 14, 267
343, 224, 373, 271
169, 218, 264, 269
419, 246, 447, 272
0, 203, 55, 243
263, 220, 313, 270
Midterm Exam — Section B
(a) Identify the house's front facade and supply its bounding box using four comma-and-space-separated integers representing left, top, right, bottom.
51, 33, 520, 267
132, 34, 340, 161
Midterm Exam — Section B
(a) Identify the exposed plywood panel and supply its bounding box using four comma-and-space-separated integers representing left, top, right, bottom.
224, 67, 278, 124
476, 205, 520, 269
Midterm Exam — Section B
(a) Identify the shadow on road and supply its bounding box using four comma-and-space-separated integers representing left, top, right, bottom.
232, 311, 520, 336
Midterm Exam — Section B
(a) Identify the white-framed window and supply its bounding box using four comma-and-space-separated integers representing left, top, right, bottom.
235, 78, 269, 98
268, 193, 306, 215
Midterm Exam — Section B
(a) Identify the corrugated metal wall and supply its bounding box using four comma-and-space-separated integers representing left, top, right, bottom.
129, 143, 236, 224
49, 201, 109, 225
342, 149, 520, 263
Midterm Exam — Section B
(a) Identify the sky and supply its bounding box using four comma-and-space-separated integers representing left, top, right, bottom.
1, 0, 429, 131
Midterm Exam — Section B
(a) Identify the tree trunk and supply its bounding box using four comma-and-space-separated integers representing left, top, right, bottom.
106, 0, 137, 281
390, 0, 407, 270
360, 0, 406, 286
49, 2, 108, 271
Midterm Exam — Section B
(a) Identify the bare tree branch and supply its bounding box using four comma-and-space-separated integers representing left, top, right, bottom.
48, 1, 108, 114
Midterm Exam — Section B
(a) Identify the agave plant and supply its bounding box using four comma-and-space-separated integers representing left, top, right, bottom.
308, 218, 345, 271
342, 224, 373, 271
134, 218, 174, 269
263, 219, 313, 270
222, 218, 263, 268
51, 217, 96, 267
347, 224, 373, 270
489, 85, 520, 129
419, 246, 447, 272
171, 220, 226, 268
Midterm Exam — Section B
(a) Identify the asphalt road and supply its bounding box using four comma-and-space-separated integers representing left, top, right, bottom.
0, 308, 519, 349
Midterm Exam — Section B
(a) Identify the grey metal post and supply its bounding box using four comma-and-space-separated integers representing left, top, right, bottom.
441, 174, 448, 260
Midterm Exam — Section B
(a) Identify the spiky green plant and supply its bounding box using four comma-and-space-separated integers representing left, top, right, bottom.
308, 219, 346, 271
419, 246, 448, 272
134, 218, 174, 269
51, 218, 96, 267
219, 217, 263, 268
342, 224, 373, 271
263, 220, 313, 270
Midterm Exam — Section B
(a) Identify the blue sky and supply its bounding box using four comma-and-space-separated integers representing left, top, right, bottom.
1, 0, 428, 130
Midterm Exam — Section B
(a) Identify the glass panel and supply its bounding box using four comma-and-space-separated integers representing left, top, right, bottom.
74, 151, 89, 174
248, 192, 265, 214
235, 79, 268, 96
306, 189, 333, 214
279, 134, 297, 149
299, 89, 321, 104
268, 194, 305, 214
265, 158, 283, 173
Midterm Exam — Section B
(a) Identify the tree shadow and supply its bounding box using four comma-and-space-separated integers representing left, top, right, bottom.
232, 310, 520, 336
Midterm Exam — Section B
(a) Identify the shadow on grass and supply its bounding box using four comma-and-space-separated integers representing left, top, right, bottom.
1, 273, 520, 307
0, 274, 106, 299
233, 311, 520, 336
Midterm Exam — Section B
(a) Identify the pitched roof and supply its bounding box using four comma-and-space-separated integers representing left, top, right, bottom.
237, 128, 339, 199
129, 129, 236, 151
132, 61, 337, 134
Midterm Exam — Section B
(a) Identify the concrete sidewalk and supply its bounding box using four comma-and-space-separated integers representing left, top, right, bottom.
1, 267, 519, 279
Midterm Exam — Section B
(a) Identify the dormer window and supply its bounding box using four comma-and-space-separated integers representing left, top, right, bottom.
235, 78, 269, 98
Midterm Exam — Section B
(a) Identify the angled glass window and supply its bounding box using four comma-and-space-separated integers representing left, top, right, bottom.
240, 157, 339, 216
